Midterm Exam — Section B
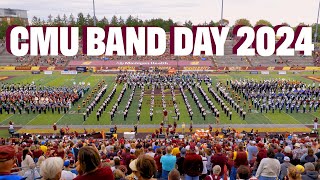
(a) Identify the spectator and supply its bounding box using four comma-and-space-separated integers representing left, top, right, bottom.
176, 148, 186, 177
183, 144, 203, 180
286, 166, 302, 180
292, 143, 304, 165
40, 157, 64, 180
154, 148, 162, 178
247, 141, 258, 162
0, 145, 24, 179
21, 148, 35, 172
231, 143, 248, 180
74, 146, 114, 180
199, 150, 208, 179
211, 144, 227, 177
300, 149, 318, 164
280, 156, 293, 180
236, 165, 258, 180
61, 160, 76, 180
126, 159, 138, 180
253, 143, 267, 174
136, 154, 157, 180
113, 169, 126, 180
205, 148, 213, 175
296, 165, 305, 174
275, 147, 285, 164
160, 146, 176, 180
168, 169, 180, 180
256, 148, 281, 180
146, 147, 155, 158
37, 156, 46, 167
301, 163, 319, 180
205, 165, 221, 180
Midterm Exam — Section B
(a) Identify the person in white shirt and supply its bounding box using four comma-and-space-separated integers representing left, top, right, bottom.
61, 160, 76, 180
256, 148, 281, 180
146, 147, 155, 158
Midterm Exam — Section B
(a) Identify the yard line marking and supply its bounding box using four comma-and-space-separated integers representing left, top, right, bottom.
26, 114, 40, 125
286, 113, 307, 125
55, 114, 66, 124
0, 114, 14, 124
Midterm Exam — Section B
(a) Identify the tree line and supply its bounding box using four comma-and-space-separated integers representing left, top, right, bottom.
0, 13, 319, 41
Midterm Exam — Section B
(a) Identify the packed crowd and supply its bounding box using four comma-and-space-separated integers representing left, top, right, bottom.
0, 127, 320, 180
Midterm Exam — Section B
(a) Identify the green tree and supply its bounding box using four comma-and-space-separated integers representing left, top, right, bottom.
62, 14, 68, 26
77, 13, 86, 27
234, 18, 252, 27
184, 20, 193, 29
110, 15, 119, 26
219, 19, 229, 26
281, 22, 290, 27
69, 14, 75, 26
47, 14, 53, 25
31, 16, 41, 26
208, 20, 218, 26
0, 21, 9, 39
86, 14, 94, 26
255, 19, 272, 27
53, 14, 62, 26
118, 16, 125, 26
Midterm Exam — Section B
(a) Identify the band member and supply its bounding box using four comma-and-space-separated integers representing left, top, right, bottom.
114, 125, 117, 133
150, 111, 153, 121
314, 118, 318, 130
53, 123, 57, 135
134, 125, 138, 134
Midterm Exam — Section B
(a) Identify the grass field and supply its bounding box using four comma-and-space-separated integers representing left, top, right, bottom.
0, 71, 319, 127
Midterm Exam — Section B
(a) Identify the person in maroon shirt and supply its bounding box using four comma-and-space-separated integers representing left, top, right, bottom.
183, 145, 203, 179
74, 146, 114, 180
253, 142, 267, 173
154, 148, 162, 178
53, 123, 57, 135
230, 143, 248, 180
33, 145, 43, 162
211, 144, 227, 177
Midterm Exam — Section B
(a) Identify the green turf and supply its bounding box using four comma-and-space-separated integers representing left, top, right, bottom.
0, 129, 10, 138
0, 71, 319, 125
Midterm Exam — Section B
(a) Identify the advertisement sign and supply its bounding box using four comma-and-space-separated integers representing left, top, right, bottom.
44, 71, 53, 75
61, 71, 77, 75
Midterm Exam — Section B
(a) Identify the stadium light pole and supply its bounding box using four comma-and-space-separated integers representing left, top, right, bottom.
220, 0, 224, 26
93, 0, 97, 26
315, 0, 320, 44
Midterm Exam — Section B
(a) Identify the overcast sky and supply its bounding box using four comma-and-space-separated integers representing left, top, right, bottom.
0, 0, 319, 26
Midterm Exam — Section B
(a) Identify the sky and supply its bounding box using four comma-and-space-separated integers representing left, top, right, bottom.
0, 0, 319, 26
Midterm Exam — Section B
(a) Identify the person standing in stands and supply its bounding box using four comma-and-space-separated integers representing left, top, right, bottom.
230, 143, 248, 180
160, 147, 176, 180
256, 148, 281, 180
183, 144, 203, 180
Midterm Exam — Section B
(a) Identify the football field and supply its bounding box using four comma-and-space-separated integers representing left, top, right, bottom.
0, 71, 319, 128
